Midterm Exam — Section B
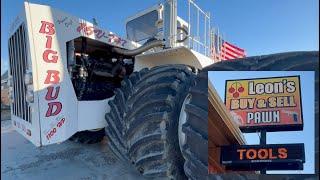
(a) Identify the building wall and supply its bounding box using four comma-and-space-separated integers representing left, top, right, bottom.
1, 81, 10, 108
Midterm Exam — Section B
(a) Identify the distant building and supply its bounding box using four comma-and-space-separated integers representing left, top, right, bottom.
1, 71, 10, 109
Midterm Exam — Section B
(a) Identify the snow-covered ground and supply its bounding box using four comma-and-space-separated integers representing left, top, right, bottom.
1, 119, 161, 180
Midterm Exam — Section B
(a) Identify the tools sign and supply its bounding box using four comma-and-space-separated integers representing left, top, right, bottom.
220, 144, 305, 171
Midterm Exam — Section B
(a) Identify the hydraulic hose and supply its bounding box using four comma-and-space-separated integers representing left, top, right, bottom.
112, 39, 164, 56
176, 26, 188, 43
112, 26, 188, 57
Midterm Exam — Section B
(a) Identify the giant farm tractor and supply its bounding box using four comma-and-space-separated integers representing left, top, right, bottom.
7, 1, 220, 179
7, 0, 319, 179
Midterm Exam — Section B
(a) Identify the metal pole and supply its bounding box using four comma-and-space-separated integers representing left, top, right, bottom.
260, 130, 267, 174
220, 32, 223, 60
217, 28, 221, 61
222, 33, 225, 60
212, 28, 216, 62
188, 0, 191, 49
210, 28, 212, 60
163, 0, 177, 48
197, 9, 199, 52
204, 15, 206, 55
208, 12, 211, 57
260, 130, 266, 145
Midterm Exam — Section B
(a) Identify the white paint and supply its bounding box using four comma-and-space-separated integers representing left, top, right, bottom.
77, 98, 113, 131
134, 46, 213, 71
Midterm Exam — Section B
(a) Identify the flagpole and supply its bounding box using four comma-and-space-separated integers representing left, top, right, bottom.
212, 28, 216, 62
223, 33, 227, 60
223, 32, 225, 60
222, 32, 224, 60
217, 28, 220, 62
220, 30, 223, 61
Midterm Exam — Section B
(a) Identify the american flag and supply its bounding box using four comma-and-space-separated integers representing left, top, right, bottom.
210, 32, 246, 61
220, 41, 246, 60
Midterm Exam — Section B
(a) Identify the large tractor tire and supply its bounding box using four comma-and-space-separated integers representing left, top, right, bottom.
105, 65, 195, 179
178, 71, 208, 179
69, 129, 105, 144
180, 51, 319, 179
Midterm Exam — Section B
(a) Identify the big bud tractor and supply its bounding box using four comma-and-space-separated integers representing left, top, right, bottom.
8, 2, 138, 146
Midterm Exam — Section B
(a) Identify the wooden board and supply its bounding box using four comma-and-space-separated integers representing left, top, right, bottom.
208, 80, 246, 173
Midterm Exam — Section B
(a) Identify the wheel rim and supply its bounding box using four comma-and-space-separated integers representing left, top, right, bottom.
88, 128, 103, 132
178, 94, 191, 155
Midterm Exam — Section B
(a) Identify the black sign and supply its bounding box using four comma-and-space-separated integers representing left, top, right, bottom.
220, 143, 305, 171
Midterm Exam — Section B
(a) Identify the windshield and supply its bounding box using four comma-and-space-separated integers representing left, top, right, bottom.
126, 10, 159, 42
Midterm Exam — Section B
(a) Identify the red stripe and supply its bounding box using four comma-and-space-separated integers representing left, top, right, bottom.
224, 41, 245, 52
222, 47, 244, 58
220, 49, 245, 60
221, 50, 238, 59
223, 55, 233, 60
222, 45, 244, 58
220, 52, 235, 60
221, 54, 233, 60
223, 44, 245, 57
224, 53, 236, 60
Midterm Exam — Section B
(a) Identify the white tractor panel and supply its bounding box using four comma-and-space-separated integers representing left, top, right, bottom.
77, 98, 113, 131
9, 2, 137, 146
134, 46, 214, 71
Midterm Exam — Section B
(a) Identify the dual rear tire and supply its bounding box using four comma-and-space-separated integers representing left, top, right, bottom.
105, 65, 195, 179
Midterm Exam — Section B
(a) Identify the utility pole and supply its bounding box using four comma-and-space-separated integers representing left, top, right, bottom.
260, 130, 267, 174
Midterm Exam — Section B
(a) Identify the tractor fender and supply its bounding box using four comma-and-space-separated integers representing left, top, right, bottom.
134, 46, 214, 71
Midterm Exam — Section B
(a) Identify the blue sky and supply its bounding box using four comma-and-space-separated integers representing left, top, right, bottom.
209, 71, 315, 174
1, 0, 318, 74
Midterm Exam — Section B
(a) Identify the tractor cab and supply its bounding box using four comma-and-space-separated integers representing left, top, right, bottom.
125, 4, 189, 47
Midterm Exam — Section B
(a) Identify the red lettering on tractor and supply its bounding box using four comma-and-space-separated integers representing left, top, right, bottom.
39, 20, 63, 119
57, 118, 65, 128
39, 21, 55, 35
44, 70, 60, 84
46, 127, 56, 140
45, 35, 53, 48
45, 102, 62, 117
76, 22, 87, 33
42, 49, 58, 63
45, 86, 60, 100
93, 29, 105, 38
76, 22, 126, 46
46, 118, 65, 140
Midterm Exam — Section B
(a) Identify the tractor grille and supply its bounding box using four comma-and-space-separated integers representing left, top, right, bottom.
8, 24, 31, 123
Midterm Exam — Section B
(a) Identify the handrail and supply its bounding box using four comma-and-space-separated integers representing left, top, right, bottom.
187, 0, 211, 56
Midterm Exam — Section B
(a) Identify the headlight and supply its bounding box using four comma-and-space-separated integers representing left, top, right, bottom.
26, 85, 33, 91
24, 71, 33, 85
26, 85, 34, 103
26, 91, 34, 103
7, 77, 12, 87
9, 87, 14, 102
9, 93, 14, 103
